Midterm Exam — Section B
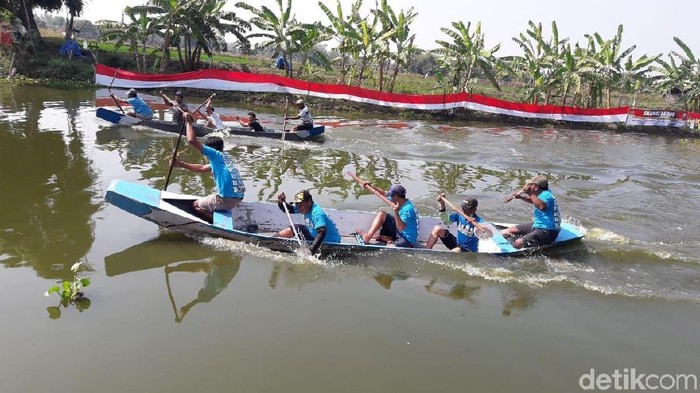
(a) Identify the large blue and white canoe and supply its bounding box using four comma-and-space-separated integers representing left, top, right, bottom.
105, 180, 585, 258
96, 108, 325, 141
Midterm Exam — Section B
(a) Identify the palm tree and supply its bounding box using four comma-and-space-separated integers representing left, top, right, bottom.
236, 0, 297, 77
433, 21, 500, 93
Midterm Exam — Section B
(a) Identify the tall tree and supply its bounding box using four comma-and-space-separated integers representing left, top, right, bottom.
236, 0, 297, 77
373, 0, 417, 92
318, 0, 363, 84
656, 37, 700, 112
433, 21, 500, 93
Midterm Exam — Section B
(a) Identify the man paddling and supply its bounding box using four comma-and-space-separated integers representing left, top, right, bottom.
275, 190, 341, 255
170, 114, 245, 223
426, 195, 483, 252
236, 112, 265, 132
356, 184, 419, 248
160, 90, 189, 125
285, 99, 313, 132
501, 175, 561, 248
110, 88, 153, 120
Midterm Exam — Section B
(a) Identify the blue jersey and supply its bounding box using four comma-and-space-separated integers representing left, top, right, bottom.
293, 203, 341, 243
533, 190, 560, 231
202, 145, 245, 199
127, 97, 153, 117
448, 212, 483, 252
398, 200, 419, 244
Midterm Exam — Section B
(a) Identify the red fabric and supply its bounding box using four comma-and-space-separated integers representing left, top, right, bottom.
96, 64, 697, 119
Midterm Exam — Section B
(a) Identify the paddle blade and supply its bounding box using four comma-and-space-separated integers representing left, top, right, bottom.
475, 223, 497, 240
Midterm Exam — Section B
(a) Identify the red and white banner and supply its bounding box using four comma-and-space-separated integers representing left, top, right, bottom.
95, 64, 656, 125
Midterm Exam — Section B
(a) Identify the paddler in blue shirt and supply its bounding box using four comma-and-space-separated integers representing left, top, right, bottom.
171, 114, 245, 224
110, 88, 154, 120
501, 175, 561, 248
275, 190, 341, 255
357, 184, 419, 248
426, 195, 483, 252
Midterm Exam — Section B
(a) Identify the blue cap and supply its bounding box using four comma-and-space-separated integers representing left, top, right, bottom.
386, 184, 406, 199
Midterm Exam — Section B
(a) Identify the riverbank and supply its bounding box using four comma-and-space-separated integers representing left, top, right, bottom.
3, 38, 699, 137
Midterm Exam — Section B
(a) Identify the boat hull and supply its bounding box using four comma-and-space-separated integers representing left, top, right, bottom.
105, 180, 585, 257
97, 108, 325, 141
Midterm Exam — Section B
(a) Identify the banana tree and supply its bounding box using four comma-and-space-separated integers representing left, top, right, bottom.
97, 5, 162, 72
433, 21, 500, 93
291, 22, 332, 79
510, 21, 567, 104
373, 0, 417, 93
584, 25, 636, 108
236, 0, 296, 77
318, 0, 363, 84
655, 37, 700, 112
616, 53, 659, 107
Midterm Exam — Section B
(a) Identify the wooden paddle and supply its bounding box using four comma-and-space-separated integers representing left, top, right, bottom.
347, 172, 396, 208
163, 93, 216, 191
504, 188, 526, 203
437, 194, 494, 239
281, 96, 289, 141
108, 69, 125, 114
281, 201, 310, 256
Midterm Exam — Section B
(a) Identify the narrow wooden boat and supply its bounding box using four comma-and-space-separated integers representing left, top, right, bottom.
96, 108, 325, 141
105, 179, 585, 258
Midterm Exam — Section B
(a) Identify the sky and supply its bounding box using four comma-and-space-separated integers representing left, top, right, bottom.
74, 0, 699, 58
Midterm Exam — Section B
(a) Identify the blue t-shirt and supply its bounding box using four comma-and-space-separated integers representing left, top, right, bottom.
202, 145, 245, 199
449, 212, 483, 252
533, 190, 561, 231
292, 203, 341, 243
127, 97, 153, 117
398, 200, 419, 244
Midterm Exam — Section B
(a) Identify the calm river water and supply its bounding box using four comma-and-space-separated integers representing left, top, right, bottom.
0, 85, 698, 393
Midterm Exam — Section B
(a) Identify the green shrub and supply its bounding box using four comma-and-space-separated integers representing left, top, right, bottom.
30, 57, 93, 81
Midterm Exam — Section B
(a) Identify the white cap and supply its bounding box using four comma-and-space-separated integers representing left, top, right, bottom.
295, 99, 304, 105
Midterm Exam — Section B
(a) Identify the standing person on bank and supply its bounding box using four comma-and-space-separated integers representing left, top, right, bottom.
501, 175, 561, 249
170, 114, 245, 224
285, 99, 313, 132
110, 88, 154, 120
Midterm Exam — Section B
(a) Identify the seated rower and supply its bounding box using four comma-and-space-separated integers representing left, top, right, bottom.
110, 88, 154, 120
203, 104, 225, 130
236, 112, 265, 132
356, 184, 419, 248
275, 190, 341, 255
426, 195, 483, 252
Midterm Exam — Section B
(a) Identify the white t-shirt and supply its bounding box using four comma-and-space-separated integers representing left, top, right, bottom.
298, 106, 312, 125
209, 112, 225, 129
